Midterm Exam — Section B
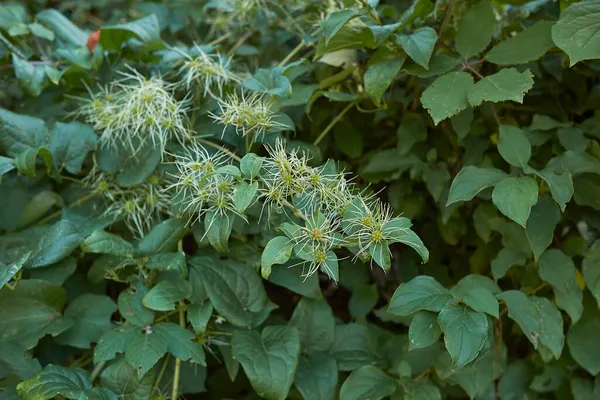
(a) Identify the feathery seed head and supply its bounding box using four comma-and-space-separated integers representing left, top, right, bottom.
178, 47, 239, 97
75, 67, 189, 156
209, 91, 285, 137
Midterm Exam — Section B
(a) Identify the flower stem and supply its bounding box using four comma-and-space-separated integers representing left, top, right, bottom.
278, 41, 305, 67
207, 32, 231, 47
152, 353, 171, 395
90, 361, 106, 383
171, 302, 185, 400
313, 101, 357, 145
34, 191, 97, 226
317, 66, 356, 91
172, 240, 185, 400
195, 137, 242, 162
228, 31, 254, 56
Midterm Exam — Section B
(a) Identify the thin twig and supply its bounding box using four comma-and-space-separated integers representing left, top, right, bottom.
35, 191, 97, 226
317, 66, 356, 91
152, 353, 171, 396
90, 361, 106, 383
195, 137, 242, 162
207, 32, 232, 47
313, 101, 357, 145
228, 31, 254, 56
0, 60, 53, 72
278, 41, 305, 67
462, 62, 484, 80
171, 301, 185, 400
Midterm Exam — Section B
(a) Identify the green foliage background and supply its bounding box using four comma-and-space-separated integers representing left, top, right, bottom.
2, 0, 600, 399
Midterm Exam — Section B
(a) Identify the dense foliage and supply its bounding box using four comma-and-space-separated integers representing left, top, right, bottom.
2, 0, 600, 399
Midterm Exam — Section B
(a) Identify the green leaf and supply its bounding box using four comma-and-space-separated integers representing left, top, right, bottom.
492, 176, 538, 227
0, 251, 30, 289
12, 53, 46, 96
14, 146, 54, 178
0, 278, 66, 311
384, 221, 430, 263
0, 4, 27, 30
455, 0, 495, 58
404, 53, 460, 78
0, 155, 15, 178
94, 325, 139, 363
401, 378, 442, 400
364, 56, 405, 106
81, 230, 134, 257
567, 299, 600, 375
421, 71, 475, 125
0, 108, 47, 157
117, 281, 155, 327
453, 274, 502, 296
29, 22, 54, 40
99, 358, 153, 400
558, 127, 588, 152
397, 116, 427, 155
408, 311, 442, 350
497, 290, 542, 348
268, 261, 321, 299
349, 284, 379, 318
0, 342, 41, 380
452, 286, 499, 318
290, 298, 336, 354
48, 121, 97, 174
36, 9, 87, 46
55, 294, 116, 349
100, 14, 161, 51
136, 218, 186, 255
491, 247, 528, 281
570, 377, 600, 400
315, 27, 375, 58
191, 257, 270, 327
583, 240, 600, 308
204, 210, 234, 253
234, 181, 258, 213
153, 322, 205, 365
144, 252, 186, 275
486, 20, 555, 65
396, 27, 437, 69
17, 365, 91, 400
231, 326, 300, 400
109, 143, 161, 188
322, 10, 360, 44
551, 0, 600, 66
340, 365, 397, 400
143, 279, 192, 311
125, 331, 167, 378
467, 68, 534, 107
261, 236, 294, 279
497, 124, 531, 168
546, 151, 600, 177
526, 166, 573, 211
187, 302, 212, 333
240, 153, 264, 179
243, 67, 292, 98
531, 296, 565, 360
294, 354, 338, 400
526, 196, 561, 262
447, 166, 507, 205
0, 298, 69, 349
330, 323, 377, 371
574, 174, 600, 209
437, 305, 489, 368
388, 276, 453, 315
539, 249, 583, 323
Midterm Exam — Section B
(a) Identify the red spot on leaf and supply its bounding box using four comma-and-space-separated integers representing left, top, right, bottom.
87, 29, 101, 53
